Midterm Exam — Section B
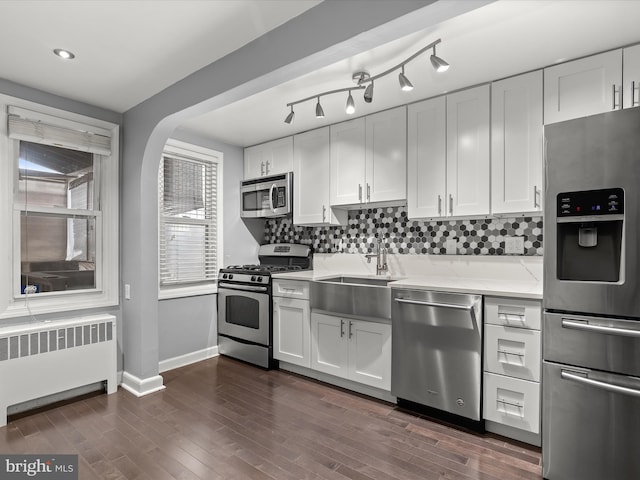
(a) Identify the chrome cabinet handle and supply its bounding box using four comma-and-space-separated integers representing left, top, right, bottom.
261, 161, 265, 176
633, 80, 639, 107
358, 184, 362, 202
449, 194, 453, 216
340, 319, 345, 338
497, 349, 525, 357
561, 319, 640, 338
437, 195, 442, 216
265, 160, 270, 175
533, 185, 540, 209
561, 370, 640, 398
366, 183, 371, 202
322, 204, 326, 222
348, 321, 353, 339
613, 84, 621, 110
497, 398, 524, 409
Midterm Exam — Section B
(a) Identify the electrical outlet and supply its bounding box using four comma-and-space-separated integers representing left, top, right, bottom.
505, 236, 525, 255
445, 238, 457, 255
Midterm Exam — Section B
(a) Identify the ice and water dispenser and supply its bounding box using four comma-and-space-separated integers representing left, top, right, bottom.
556, 188, 624, 282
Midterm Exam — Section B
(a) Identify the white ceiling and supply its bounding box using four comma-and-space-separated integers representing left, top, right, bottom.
3, 1, 640, 149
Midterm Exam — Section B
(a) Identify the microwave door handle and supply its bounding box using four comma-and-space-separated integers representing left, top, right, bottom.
269, 184, 276, 212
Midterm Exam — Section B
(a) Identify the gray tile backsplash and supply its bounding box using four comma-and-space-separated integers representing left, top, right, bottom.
265, 206, 543, 255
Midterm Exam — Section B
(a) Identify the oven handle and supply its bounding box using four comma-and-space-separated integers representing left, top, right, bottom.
219, 284, 269, 293
561, 370, 640, 398
561, 319, 640, 338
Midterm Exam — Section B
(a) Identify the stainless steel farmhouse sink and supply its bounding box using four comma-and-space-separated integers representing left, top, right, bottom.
310, 276, 401, 320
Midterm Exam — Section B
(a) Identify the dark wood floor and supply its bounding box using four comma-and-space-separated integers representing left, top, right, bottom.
0, 356, 542, 479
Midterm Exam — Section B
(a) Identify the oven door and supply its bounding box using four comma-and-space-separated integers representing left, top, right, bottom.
218, 285, 270, 346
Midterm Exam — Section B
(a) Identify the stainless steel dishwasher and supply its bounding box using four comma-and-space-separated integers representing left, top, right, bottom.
391, 289, 483, 425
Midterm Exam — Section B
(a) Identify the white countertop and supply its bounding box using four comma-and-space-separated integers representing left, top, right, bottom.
272, 253, 543, 300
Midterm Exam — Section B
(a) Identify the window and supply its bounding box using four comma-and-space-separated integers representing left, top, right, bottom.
158, 140, 222, 298
0, 99, 119, 319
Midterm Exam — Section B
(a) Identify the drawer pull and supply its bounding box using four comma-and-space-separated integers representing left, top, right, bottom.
499, 313, 525, 324
497, 349, 524, 357
497, 398, 524, 418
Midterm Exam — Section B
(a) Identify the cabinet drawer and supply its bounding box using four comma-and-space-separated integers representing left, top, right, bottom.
485, 325, 541, 381
485, 297, 541, 330
272, 280, 310, 300
483, 372, 540, 434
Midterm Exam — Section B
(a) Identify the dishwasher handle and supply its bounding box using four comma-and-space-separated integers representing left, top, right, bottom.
394, 297, 477, 324
394, 297, 474, 311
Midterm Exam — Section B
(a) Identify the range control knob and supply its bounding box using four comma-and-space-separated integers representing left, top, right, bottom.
222, 273, 228, 279
228, 274, 234, 280
251, 276, 256, 282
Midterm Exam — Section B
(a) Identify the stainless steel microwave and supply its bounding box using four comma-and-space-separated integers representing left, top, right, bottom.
240, 172, 292, 218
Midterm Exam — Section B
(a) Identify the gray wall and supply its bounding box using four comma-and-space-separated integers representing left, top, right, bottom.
157, 129, 263, 362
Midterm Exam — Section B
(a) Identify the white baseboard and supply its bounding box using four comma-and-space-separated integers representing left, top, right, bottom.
120, 372, 165, 397
158, 346, 219, 373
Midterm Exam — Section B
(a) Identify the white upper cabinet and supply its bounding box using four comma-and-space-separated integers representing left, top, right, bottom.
244, 136, 293, 179
623, 44, 640, 109
365, 107, 407, 203
491, 71, 544, 215
293, 127, 346, 226
544, 50, 622, 124
330, 107, 407, 207
446, 84, 491, 217
330, 117, 366, 206
407, 96, 447, 219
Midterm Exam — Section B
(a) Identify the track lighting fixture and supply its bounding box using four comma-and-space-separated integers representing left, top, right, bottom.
345, 90, 355, 114
430, 45, 450, 73
398, 66, 413, 91
284, 38, 448, 123
284, 106, 295, 124
363, 82, 374, 103
315, 97, 325, 118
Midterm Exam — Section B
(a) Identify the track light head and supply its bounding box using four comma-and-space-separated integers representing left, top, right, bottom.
398, 66, 413, 91
315, 97, 325, 118
284, 106, 295, 124
364, 82, 374, 103
430, 46, 450, 72
345, 91, 355, 115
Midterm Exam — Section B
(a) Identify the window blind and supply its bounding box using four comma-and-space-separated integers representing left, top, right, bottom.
159, 154, 218, 285
8, 106, 112, 155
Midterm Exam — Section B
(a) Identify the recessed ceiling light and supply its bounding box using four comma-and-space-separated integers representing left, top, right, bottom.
53, 49, 75, 60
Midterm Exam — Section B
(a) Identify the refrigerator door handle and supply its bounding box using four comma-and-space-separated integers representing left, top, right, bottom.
561, 318, 640, 338
561, 370, 640, 398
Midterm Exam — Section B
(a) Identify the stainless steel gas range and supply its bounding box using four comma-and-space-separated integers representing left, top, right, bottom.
217, 243, 312, 368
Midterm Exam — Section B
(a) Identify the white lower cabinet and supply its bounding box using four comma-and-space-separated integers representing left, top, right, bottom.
273, 280, 310, 368
483, 296, 542, 444
311, 312, 391, 391
483, 372, 540, 434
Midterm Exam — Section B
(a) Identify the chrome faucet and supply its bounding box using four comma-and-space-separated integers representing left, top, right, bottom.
365, 237, 388, 275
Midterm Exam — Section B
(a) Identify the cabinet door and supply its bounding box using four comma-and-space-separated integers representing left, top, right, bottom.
544, 49, 622, 124
347, 320, 391, 391
273, 297, 310, 368
265, 136, 293, 176
407, 97, 447, 219
311, 313, 348, 378
623, 44, 640, 109
330, 118, 366, 206
446, 85, 491, 217
244, 144, 267, 178
491, 71, 544, 215
365, 106, 407, 203
293, 127, 330, 225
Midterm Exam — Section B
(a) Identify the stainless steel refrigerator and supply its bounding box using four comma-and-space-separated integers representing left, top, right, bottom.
543, 108, 640, 479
